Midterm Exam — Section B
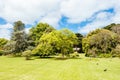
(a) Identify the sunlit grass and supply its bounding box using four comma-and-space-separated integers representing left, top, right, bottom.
0, 54, 120, 80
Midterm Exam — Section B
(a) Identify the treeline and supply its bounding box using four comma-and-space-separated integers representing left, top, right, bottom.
0, 21, 120, 59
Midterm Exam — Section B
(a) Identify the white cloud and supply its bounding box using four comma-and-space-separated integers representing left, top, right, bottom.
0, 0, 61, 24
25, 28, 31, 34
60, 0, 116, 23
0, 0, 120, 38
0, 28, 11, 39
0, 23, 13, 39
112, 2, 120, 24
78, 12, 113, 34
0, 0, 120, 25
40, 10, 61, 27
0, 23, 31, 39
75, 0, 120, 34
0, 23, 13, 29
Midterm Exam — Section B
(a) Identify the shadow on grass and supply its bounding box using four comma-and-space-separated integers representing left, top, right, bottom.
35, 56, 55, 59
54, 57, 68, 60
69, 57, 82, 59
33, 56, 82, 60
24, 59, 35, 61
54, 57, 82, 60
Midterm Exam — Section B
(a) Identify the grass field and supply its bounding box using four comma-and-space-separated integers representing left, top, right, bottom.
0, 55, 120, 80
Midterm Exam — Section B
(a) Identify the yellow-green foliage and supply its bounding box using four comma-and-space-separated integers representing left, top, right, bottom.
29, 23, 55, 45
82, 29, 119, 57
70, 52, 79, 58
22, 50, 32, 60
32, 29, 78, 57
0, 38, 8, 49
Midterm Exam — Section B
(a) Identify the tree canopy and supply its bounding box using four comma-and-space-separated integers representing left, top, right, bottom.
29, 23, 55, 45
82, 29, 120, 57
32, 29, 78, 58
103, 23, 120, 35
5, 21, 28, 54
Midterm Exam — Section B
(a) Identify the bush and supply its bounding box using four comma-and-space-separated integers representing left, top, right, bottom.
0, 50, 4, 56
22, 50, 32, 60
98, 53, 112, 58
86, 48, 98, 57
70, 52, 79, 58
111, 45, 120, 57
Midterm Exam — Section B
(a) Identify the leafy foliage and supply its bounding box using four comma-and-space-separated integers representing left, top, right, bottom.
0, 38, 8, 50
29, 23, 55, 45
82, 29, 119, 57
7, 21, 28, 54
0, 50, 4, 56
32, 29, 78, 58
103, 23, 120, 35
111, 44, 120, 57
70, 52, 79, 58
22, 50, 32, 60
103, 23, 116, 30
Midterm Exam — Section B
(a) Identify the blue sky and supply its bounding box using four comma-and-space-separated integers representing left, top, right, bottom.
0, 0, 120, 39
0, 18, 7, 25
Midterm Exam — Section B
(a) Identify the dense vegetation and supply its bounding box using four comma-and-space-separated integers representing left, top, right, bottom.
0, 21, 120, 58
82, 29, 120, 57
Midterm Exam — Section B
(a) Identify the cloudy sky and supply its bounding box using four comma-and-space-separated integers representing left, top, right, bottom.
0, 0, 120, 39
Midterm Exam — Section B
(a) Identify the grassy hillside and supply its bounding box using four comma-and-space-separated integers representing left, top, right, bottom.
0, 55, 120, 80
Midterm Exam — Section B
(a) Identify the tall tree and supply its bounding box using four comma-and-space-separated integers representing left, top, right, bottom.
11, 21, 27, 53
29, 23, 55, 45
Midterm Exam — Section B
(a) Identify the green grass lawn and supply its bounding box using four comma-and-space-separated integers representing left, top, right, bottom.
0, 55, 120, 80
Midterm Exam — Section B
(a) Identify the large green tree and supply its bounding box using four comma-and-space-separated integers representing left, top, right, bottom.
32, 29, 78, 58
29, 23, 55, 45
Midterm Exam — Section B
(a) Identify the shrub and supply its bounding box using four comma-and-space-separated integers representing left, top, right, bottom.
111, 45, 120, 57
22, 50, 32, 60
0, 50, 4, 56
98, 53, 112, 58
86, 48, 98, 57
70, 52, 79, 58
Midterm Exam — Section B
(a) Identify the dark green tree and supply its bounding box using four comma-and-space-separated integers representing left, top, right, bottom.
10, 21, 28, 54
75, 33, 83, 53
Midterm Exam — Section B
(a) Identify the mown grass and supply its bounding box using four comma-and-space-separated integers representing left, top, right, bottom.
0, 54, 120, 80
